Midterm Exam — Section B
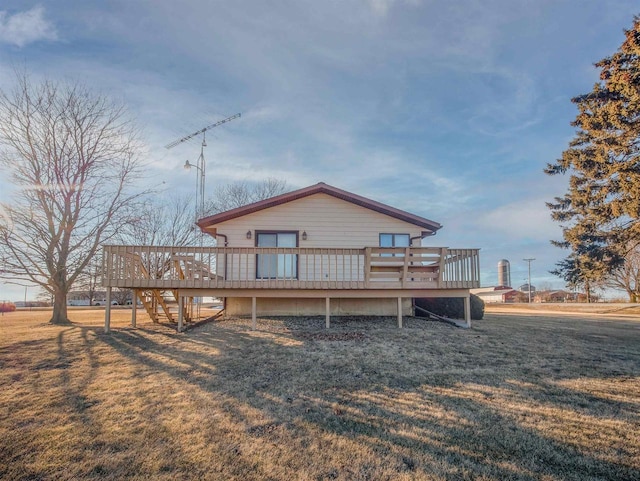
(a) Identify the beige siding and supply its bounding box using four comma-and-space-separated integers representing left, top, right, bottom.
226, 297, 413, 316
211, 193, 426, 248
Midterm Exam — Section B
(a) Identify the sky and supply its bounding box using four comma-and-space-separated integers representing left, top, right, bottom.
0, 1, 638, 301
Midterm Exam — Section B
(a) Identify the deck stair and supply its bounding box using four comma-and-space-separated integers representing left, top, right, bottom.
134, 290, 174, 323
136, 291, 158, 322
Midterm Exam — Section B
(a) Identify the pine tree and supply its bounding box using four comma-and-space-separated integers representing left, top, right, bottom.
546, 16, 640, 290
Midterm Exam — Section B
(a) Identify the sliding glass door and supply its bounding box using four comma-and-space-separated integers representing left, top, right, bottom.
256, 232, 298, 279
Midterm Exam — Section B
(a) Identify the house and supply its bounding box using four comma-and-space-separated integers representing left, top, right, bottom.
534, 290, 578, 303
101, 182, 480, 331
67, 289, 132, 306
470, 286, 520, 303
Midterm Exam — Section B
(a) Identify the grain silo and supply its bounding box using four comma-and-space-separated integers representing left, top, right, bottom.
498, 259, 511, 287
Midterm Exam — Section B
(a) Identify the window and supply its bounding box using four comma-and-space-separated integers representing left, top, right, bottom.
379, 233, 410, 257
379, 233, 410, 248
256, 231, 298, 279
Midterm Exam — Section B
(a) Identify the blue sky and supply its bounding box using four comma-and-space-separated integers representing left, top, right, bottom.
0, 1, 638, 301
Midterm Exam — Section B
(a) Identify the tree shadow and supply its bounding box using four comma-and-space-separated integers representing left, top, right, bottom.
93, 316, 640, 480
2, 314, 638, 480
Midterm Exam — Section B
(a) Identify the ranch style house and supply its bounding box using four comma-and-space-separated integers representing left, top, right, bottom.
101, 182, 480, 332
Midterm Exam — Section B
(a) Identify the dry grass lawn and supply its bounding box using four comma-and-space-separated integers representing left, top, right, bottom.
0, 306, 638, 480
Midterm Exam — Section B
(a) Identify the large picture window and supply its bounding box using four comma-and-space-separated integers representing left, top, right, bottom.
256, 231, 298, 279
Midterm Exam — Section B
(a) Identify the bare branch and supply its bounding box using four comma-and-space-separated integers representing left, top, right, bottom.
0, 72, 147, 323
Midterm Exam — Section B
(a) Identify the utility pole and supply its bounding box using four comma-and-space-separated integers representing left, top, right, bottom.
523, 258, 535, 303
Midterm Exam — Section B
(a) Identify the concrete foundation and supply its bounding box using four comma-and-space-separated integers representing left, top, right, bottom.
225, 297, 413, 317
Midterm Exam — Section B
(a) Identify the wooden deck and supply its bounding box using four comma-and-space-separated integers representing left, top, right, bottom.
102, 245, 480, 291
101, 245, 480, 332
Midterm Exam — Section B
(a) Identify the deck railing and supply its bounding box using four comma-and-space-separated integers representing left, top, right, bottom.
102, 245, 480, 290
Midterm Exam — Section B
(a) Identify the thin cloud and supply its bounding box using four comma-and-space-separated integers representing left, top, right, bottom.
368, 0, 422, 17
0, 6, 57, 47
476, 197, 562, 241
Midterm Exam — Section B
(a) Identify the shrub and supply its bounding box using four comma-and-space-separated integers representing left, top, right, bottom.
0, 302, 17, 315
414, 294, 484, 320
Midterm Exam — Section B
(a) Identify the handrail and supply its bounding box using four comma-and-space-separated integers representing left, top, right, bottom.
102, 245, 480, 290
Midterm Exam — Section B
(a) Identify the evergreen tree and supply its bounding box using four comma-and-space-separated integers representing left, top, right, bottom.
546, 16, 640, 290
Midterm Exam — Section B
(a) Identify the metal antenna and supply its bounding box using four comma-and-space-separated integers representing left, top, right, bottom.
165, 113, 241, 149
167, 113, 241, 221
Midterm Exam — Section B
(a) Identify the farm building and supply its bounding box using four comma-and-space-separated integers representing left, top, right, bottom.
471, 286, 520, 303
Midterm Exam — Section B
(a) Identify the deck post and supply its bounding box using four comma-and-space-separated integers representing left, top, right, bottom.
325, 297, 330, 329
178, 295, 184, 332
104, 287, 112, 333
251, 297, 257, 330
464, 295, 471, 328
397, 297, 403, 328
131, 289, 137, 328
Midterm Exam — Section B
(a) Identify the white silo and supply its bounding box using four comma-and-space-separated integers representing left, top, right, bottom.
498, 259, 511, 287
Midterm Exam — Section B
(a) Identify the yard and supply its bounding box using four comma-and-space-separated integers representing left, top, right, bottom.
0, 306, 638, 480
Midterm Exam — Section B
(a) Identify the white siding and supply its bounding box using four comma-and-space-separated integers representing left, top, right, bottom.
210, 193, 427, 248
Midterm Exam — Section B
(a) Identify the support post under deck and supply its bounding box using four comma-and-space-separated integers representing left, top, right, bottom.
178, 295, 184, 332
131, 289, 137, 328
251, 297, 257, 330
104, 287, 112, 334
325, 297, 330, 329
397, 297, 403, 328
464, 295, 471, 328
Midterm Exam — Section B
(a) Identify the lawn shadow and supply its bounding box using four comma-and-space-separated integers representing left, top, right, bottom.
90, 315, 640, 481
3, 311, 637, 480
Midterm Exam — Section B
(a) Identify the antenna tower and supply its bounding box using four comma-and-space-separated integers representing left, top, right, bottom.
165, 113, 241, 322
165, 113, 241, 222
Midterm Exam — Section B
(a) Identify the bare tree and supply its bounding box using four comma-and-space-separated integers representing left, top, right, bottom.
118, 194, 196, 247
206, 178, 288, 214
536, 282, 555, 302
36, 288, 53, 306
111, 288, 132, 306
73, 256, 102, 306
114, 195, 201, 285
604, 244, 640, 302
0, 73, 146, 324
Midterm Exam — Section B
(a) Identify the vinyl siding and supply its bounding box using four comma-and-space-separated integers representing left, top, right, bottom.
210, 193, 428, 248
226, 297, 413, 316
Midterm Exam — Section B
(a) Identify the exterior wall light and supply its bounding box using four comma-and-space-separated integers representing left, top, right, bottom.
302, 231, 307, 241
246, 230, 252, 240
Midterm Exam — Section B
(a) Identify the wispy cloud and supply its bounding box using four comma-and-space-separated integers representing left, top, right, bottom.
475, 196, 562, 241
0, 6, 57, 47
367, 0, 421, 17
0, 1, 638, 300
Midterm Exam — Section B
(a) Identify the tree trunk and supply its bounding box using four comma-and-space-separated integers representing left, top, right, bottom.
50, 288, 71, 324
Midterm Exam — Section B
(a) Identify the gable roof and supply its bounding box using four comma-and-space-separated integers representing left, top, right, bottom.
197, 182, 442, 233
